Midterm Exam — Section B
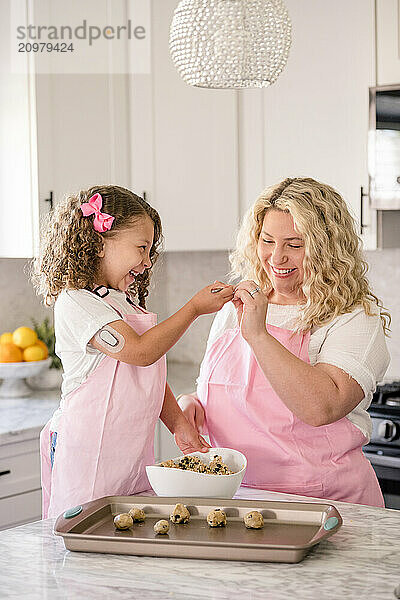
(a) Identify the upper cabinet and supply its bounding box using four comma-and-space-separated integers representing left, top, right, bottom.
376, 0, 400, 86
130, 0, 239, 252
239, 0, 376, 249
0, 2, 39, 258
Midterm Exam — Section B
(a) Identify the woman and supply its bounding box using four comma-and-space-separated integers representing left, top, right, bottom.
180, 177, 390, 506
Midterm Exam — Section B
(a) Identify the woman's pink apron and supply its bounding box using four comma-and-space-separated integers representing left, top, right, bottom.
40, 294, 166, 519
197, 322, 384, 507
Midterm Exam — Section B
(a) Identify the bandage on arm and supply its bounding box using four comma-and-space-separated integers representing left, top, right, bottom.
93, 324, 126, 353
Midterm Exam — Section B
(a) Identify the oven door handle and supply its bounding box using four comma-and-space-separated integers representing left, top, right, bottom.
364, 452, 400, 468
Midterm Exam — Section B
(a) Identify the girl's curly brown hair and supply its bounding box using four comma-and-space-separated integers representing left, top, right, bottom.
31, 185, 163, 308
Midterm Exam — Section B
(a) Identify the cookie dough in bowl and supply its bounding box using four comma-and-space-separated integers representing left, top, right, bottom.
146, 448, 247, 498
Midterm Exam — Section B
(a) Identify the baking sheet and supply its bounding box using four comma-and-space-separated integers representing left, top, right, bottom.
54, 496, 342, 563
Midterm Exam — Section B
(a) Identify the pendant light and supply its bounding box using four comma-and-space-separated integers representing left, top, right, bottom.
169, 0, 292, 89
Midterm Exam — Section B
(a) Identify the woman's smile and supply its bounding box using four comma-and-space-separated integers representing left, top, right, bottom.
268, 264, 297, 278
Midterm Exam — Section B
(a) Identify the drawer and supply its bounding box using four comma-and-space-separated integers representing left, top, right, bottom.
0, 489, 42, 530
0, 438, 41, 499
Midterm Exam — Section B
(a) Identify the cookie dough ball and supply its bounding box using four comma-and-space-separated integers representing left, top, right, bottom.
128, 507, 146, 522
154, 519, 170, 535
170, 503, 191, 524
207, 508, 227, 527
244, 511, 264, 529
114, 513, 133, 530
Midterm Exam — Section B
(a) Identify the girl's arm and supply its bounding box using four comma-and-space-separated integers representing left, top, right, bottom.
89, 282, 234, 366
160, 383, 210, 454
233, 281, 364, 428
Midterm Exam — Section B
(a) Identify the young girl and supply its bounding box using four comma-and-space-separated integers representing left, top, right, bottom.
33, 184, 233, 518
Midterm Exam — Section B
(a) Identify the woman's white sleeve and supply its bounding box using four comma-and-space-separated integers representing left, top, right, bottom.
315, 308, 390, 397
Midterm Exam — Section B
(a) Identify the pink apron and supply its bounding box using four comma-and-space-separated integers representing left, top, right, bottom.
40, 293, 166, 519
197, 322, 384, 507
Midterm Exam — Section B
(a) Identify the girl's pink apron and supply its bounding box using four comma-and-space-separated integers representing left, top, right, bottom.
40, 294, 166, 519
197, 322, 384, 507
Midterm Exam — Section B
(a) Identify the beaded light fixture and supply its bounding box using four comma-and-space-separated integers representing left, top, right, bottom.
169, 0, 292, 89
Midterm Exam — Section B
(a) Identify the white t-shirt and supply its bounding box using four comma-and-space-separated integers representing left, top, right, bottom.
198, 301, 390, 441
54, 287, 143, 401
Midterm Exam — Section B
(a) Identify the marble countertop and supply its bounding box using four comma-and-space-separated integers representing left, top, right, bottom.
0, 362, 199, 447
0, 487, 399, 599
0, 390, 60, 445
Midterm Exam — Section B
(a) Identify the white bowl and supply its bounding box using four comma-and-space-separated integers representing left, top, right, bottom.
0, 358, 52, 397
146, 448, 247, 499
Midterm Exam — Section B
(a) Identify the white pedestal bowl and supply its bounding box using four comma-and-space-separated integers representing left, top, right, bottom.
0, 358, 52, 397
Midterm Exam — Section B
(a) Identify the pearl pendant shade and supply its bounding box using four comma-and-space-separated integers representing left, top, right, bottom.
169, 0, 292, 89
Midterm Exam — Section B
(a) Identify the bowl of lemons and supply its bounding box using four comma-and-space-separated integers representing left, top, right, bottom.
0, 327, 51, 397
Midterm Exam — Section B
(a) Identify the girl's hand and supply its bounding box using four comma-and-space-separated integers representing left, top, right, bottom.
189, 282, 234, 317
177, 394, 206, 433
233, 280, 268, 342
174, 417, 211, 455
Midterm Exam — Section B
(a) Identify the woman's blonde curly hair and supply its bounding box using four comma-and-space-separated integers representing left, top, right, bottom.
31, 184, 163, 308
230, 177, 390, 334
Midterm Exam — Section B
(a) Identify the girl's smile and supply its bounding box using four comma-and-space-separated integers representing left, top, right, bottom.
97, 216, 155, 292
257, 209, 305, 304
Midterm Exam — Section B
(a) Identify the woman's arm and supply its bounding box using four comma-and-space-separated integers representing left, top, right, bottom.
177, 393, 207, 433
89, 283, 233, 366
160, 384, 210, 453
234, 283, 364, 427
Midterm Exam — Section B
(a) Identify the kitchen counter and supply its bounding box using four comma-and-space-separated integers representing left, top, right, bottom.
0, 487, 399, 599
0, 390, 60, 445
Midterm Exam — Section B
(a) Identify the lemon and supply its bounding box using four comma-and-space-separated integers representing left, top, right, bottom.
36, 340, 49, 359
12, 327, 38, 349
0, 332, 13, 345
23, 344, 46, 362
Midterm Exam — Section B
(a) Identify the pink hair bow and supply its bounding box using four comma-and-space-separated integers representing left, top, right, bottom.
80, 193, 115, 233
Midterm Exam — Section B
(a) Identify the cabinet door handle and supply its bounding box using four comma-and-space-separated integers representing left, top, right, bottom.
360, 186, 369, 233
0, 470, 11, 477
45, 190, 54, 211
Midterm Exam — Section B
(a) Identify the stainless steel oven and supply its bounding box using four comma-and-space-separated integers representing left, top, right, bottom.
363, 381, 400, 509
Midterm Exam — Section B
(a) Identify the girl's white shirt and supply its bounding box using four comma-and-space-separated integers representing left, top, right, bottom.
53, 288, 143, 416
199, 301, 390, 441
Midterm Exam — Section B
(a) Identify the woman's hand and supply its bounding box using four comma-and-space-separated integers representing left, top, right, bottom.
189, 282, 234, 318
174, 416, 210, 454
177, 394, 206, 433
233, 280, 268, 343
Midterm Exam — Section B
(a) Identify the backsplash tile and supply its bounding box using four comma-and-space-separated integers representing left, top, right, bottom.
1, 249, 399, 379
364, 249, 400, 379
0, 259, 51, 332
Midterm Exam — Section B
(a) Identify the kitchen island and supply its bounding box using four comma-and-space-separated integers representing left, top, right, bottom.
0, 487, 399, 600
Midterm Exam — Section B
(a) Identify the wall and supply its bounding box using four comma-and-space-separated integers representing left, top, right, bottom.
1, 248, 399, 380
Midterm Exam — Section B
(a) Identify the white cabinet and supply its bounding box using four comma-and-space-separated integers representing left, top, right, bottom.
35, 73, 131, 230
376, 0, 400, 86
0, 2, 39, 258
239, 0, 376, 249
0, 437, 42, 530
130, 0, 240, 252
